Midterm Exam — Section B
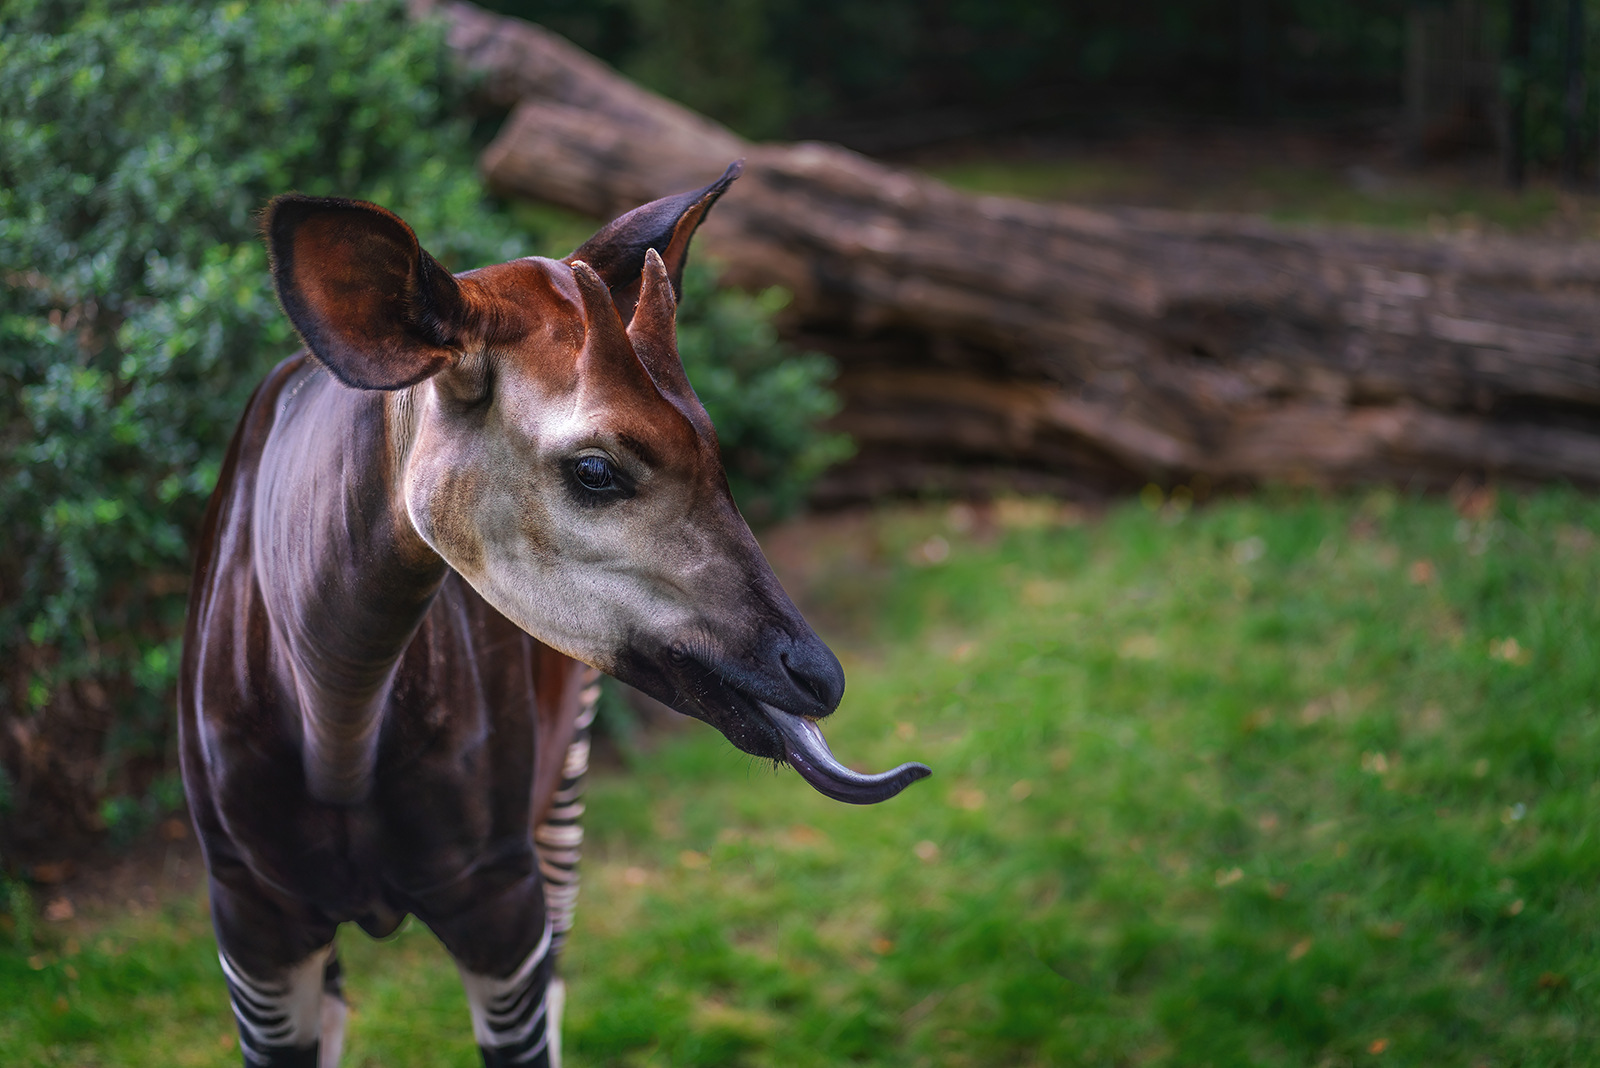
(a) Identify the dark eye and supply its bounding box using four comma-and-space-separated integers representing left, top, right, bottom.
573, 455, 616, 491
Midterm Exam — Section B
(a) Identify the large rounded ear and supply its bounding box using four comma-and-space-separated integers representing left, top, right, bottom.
264, 195, 470, 390
564, 160, 742, 321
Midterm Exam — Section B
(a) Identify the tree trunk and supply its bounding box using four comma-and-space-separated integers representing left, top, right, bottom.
425, 0, 1600, 499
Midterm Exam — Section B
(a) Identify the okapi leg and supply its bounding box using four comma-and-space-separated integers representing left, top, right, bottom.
218, 941, 337, 1067
318, 948, 348, 1068
527, 667, 598, 1068
455, 918, 557, 1067
536, 666, 600, 958
421, 855, 558, 1068
206, 871, 343, 1067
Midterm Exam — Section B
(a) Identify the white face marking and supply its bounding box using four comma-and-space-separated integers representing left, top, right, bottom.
400, 316, 762, 679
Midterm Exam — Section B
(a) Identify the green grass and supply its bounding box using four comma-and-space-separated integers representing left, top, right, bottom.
924, 157, 1592, 236
5, 489, 1599, 1066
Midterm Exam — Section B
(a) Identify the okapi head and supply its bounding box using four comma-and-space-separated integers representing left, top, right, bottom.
264, 163, 927, 804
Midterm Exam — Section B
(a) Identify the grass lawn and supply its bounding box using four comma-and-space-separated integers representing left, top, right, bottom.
4, 489, 1598, 1066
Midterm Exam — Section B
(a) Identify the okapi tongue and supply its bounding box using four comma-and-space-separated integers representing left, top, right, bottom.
762, 704, 931, 805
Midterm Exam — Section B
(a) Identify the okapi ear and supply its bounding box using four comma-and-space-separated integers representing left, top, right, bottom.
265, 195, 469, 391
564, 160, 742, 320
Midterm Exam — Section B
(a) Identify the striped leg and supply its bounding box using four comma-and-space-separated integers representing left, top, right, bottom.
535, 667, 599, 959
219, 941, 346, 1067
457, 918, 557, 1067
318, 949, 348, 1068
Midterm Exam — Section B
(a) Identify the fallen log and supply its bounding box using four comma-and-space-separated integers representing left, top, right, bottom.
426, 0, 1600, 496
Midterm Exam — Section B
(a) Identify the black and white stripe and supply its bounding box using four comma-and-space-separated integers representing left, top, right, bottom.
535, 668, 600, 958
459, 918, 556, 1067
220, 943, 343, 1067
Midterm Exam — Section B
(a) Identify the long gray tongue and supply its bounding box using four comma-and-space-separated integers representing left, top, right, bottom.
763, 704, 931, 804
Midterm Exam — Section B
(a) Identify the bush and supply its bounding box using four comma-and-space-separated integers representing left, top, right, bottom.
674, 266, 850, 524
0, 0, 843, 853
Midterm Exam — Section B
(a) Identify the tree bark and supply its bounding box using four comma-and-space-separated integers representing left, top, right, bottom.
426, 0, 1600, 499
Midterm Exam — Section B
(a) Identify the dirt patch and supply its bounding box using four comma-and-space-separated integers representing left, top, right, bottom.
10, 812, 205, 940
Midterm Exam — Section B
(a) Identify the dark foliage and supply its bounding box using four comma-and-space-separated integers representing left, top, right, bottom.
0, 0, 520, 852
485, 0, 1600, 176
484, 0, 1412, 140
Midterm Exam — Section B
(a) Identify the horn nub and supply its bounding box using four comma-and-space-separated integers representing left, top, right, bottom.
628, 249, 697, 405
571, 259, 658, 396
571, 260, 633, 353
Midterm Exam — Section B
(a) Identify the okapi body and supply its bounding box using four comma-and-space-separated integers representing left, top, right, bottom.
179, 164, 927, 1067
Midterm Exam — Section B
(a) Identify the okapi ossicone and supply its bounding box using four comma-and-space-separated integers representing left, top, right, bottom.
179, 162, 929, 1067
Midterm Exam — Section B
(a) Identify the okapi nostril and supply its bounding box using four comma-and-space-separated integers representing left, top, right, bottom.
781, 655, 817, 699
780, 646, 846, 711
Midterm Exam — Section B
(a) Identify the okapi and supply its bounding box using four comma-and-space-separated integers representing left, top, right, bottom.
178, 162, 929, 1067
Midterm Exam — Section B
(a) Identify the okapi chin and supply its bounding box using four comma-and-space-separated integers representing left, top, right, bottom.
179, 162, 928, 1067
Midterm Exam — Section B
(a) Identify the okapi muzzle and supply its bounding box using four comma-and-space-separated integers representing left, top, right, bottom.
265, 162, 928, 805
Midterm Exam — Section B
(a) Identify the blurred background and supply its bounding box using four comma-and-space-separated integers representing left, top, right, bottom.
2, 0, 1598, 1064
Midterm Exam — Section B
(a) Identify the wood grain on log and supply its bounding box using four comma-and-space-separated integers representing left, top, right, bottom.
425, 0, 1600, 495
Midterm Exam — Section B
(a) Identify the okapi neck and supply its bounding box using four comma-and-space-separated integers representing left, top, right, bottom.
253, 367, 448, 805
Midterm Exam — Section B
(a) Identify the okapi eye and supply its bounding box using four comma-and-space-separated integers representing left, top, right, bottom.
573, 455, 615, 491
564, 452, 636, 506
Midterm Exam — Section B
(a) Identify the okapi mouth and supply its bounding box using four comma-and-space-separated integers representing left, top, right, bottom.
759, 702, 932, 805
619, 641, 931, 805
